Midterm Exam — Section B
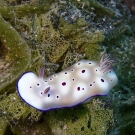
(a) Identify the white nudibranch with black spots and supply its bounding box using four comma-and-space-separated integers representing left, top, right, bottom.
17, 53, 118, 111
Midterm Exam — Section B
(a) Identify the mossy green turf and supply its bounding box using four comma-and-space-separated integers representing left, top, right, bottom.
0, 16, 30, 93
46, 99, 113, 135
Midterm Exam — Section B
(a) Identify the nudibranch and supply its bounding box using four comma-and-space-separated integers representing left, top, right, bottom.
17, 53, 118, 111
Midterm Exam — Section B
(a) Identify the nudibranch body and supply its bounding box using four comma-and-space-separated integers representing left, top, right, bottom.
17, 54, 118, 111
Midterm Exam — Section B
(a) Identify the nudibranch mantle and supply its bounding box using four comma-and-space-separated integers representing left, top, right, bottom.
17, 54, 118, 111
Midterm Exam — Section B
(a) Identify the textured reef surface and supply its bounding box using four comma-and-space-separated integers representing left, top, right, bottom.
0, 0, 135, 135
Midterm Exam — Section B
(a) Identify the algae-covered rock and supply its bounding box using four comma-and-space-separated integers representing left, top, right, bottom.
46, 99, 114, 135
62, 51, 85, 69
0, 117, 8, 135
0, 92, 42, 121
0, 2, 51, 20
0, 16, 30, 93
87, 99, 114, 135
12, 118, 53, 135
0, 0, 6, 6
103, 35, 135, 135
0, 92, 42, 133
34, 13, 70, 63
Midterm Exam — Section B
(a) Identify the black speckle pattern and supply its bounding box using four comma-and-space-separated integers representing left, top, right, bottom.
82, 70, 85, 73
77, 87, 80, 91
101, 79, 104, 82
62, 82, 66, 86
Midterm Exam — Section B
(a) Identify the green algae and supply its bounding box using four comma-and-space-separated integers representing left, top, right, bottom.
0, 3, 51, 20
39, 14, 70, 63
12, 118, 53, 135
0, 117, 8, 135
59, 18, 86, 38
46, 99, 113, 135
0, 15, 30, 93
59, 17, 103, 62
86, 0, 117, 17
62, 51, 85, 69
7, 2, 102, 69
0, 92, 42, 135
0, 93, 27, 121
87, 99, 114, 135
85, 43, 101, 61
104, 35, 135, 135
0, 0, 6, 6
70, 0, 118, 18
